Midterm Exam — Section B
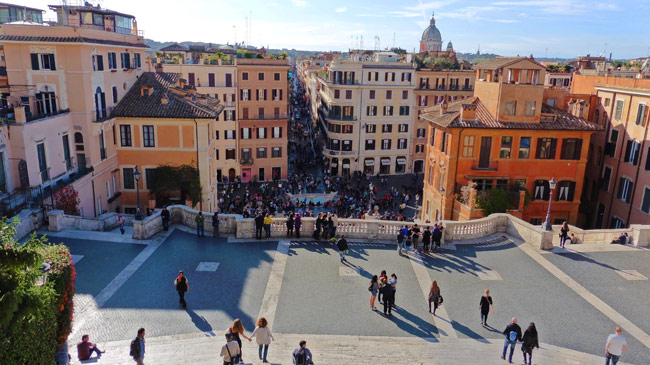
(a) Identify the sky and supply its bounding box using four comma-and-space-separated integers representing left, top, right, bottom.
20, 0, 650, 59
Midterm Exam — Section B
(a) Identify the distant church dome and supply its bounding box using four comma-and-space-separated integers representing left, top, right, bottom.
447, 41, 453, 50
420, 13, 442, 52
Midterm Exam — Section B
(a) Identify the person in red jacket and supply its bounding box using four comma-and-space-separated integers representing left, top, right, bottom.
77, 334, 104, 360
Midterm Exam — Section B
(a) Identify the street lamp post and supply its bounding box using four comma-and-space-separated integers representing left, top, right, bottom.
542, 177, 557, 231
134, 166, 144, 220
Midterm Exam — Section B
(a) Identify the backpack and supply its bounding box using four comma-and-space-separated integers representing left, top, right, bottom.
509, 330, 517, 342
129, 338, 139, 357
225, 342, 240, 364
294, 348, 307, 365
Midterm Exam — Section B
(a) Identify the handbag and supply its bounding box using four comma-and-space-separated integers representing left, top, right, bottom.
438, 295, 444, 304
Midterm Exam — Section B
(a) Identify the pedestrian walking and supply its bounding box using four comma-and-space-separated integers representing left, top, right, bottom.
479, 289, 493, 326
428, 280, 441, 315
161, 206, 170, 231
397, 229, 405, 255
255, 213, 264, 240
369, 275, 379, 311
411, 224, 421, 250
292, 340, 314, 365
225, 319, 252, 363
501, 317, 522, 363
195, 211, 205, 237
174, 270, 189, 308
521, 322, 539, 365
381, 278, 395, 316
286, 213, 295, 237
559, 221, 569, 249
294, 213, 302, 238
264, 214, 273, 238
212, 212, 219, 237
118, 214, 126, 235
605, 326, 628, 365
336, 235, 349, 262
221, 333, 241, 365
251, 317, 275, 363
390, 273, 397, 305
422, 226, 432, 254
77, 334, 104, 361
129, 328, 145, 365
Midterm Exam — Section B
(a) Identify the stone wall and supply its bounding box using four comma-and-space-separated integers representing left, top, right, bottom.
47, 210, 131, 232
550, 224, 650, 247
10, 208, 43, 241
132, 205, 237, 240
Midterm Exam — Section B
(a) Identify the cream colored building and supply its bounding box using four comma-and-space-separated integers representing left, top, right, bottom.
312, 51, 415, 176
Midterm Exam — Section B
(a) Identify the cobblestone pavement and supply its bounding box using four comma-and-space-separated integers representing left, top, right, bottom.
60, 228, 649, 364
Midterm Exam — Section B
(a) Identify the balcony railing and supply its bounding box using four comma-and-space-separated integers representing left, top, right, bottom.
323, 147, 355, 156
326, 115, 357, 122
93, 106, 114, 122
462, 86, 473, 91
471, 160, 499, 171
238, 114, 289, 121
240, 158, 254, 165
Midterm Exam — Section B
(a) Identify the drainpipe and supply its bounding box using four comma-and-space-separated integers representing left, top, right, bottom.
193, 119, 203, 211
452, 127, 465, 220
625, 107, 650, 225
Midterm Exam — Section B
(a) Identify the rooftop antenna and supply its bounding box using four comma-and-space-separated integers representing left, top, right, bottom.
360, 35, 364, 50
374, 35, 380, 51
392, 32, 396, 48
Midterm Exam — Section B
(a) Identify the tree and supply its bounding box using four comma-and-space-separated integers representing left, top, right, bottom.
476, 189, 511, 216
149, 164, 202, 206
390, 47, 407, 55
53, 186, 80, 215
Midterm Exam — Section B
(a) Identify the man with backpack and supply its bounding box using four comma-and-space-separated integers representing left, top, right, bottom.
501, 317, 522, 363
336, 235, 349, 263
293, 340, 314, 365
129, 328, 145, 364
221, 333, 241, 365
174, 271, 189, 308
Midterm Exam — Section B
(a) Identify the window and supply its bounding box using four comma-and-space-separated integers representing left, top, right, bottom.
533, 180, 550, 200
560, 138, 582, 160
367, 106, 377, 116
525, 101, 536, 117
386, 90, 392, 99
258, 72, 264, 81
641, 187, 650, 214
505, 100, 516, 116
499, 136, 513, 158
120, 52, 130, 69
272, 127, 282, 138
417, 128, 426, 138
35, 92, 57, 116
614, 100, 624, 120
547, 98, 556, 107
272, 147, 282, 158
226, 149, 236, 160
398, 139, 407, 149
395, 157, 406, 173
242, 72, 248, 80
30, 53, 56, 71
274, 72, 280, 81
99, 131, 106, 160
606, 129, 619, 157
330, 139, 340, 150
636, 103, 647, 126
557, 181, 576, 201
241, 128, 251, 139
536, 138, 556, 159
134, 53, 141, 68
440, 132, 448, 153
143, 125, 155, 147
257, 127, 267, 139
646, 147, 650, 171
62, 135, 71, 170
383, 106, 394, 116
144, 168, 156, 190
215, 130, 219, 140
416, 144, 425, 153
365, 139, 375, 150
208, 73, 215, 87
112, 86, 118, 103
601, 166, 612, 191
257, 147, 267, 158
342, 140, 352, 151
107, 52, 117, 69
610, 217, 625, 229
215, 149, 220, 160
398, 124, 408, 133
382, 139, 391, 150
334, 90, 340, 99
430, 128, 436, 146
402, 90, 408, 100
474, 179, 493, 191
369, 90, 375, 99
399, 106, 410, 116
225, 130, 236, 139
342, 125, 353, 134
462, 136, 474, 157
382, 124, 392, 133
92, 54, 104, 71
624, 140, 641, 165
366, 124, 376, 133
123, 168, 135, 189
342, 106, 354, 120
120, 125, 132, 146
617, 177, 633, 203
345, 90, 352, 99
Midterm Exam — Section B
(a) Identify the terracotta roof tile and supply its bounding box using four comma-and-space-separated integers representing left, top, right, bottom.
476, 56, 544, 70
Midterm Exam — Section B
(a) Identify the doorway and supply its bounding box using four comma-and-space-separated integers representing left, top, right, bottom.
479, 136, 492, 169
229, 168, 237, 182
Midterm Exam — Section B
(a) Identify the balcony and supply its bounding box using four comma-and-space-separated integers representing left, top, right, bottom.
471, 160, 499, 171
238, 114, 289, 121
240, 158, 254, 165
224, 101, 235, 107
93, 106, 114, 123
323, 147, 355, 156
462, 86, 474, 91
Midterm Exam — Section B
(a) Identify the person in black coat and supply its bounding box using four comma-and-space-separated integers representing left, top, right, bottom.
286, 213, 295, 237
161, 206, 170, 231
479, 289, 493, 326
212, 212, 219, 237
521, 322, 539, 365
336, 235, 349, 262
255, 214, 264, 240
422, 228, 432, 254
174, 271, 189, 308
380, 280, 395, 316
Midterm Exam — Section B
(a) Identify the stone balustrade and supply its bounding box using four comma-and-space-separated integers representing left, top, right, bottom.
39, 204, 650, 249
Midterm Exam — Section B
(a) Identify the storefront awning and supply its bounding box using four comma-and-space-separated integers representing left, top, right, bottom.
342, 163, 350, 168
364, 159, 375, 166
397, 157, 407, 164
331, 162, 338, 167
381, 158, 391, 166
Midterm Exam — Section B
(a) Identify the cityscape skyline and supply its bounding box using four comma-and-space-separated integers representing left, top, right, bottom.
20, 0, 650, 59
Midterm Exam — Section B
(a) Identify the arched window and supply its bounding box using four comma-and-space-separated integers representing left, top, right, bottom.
74, 132, 84, 144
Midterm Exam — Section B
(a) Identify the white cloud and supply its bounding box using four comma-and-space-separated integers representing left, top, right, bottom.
596, 3, 620, 10
389, 11, 421, 18
518, 12, 527, 17
291, 0, 307, 7
490, 19, 519, 23
335, 7, 347, 13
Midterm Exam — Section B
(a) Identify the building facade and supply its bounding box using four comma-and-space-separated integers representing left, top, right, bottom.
0, 3, 146, 217
420, 57, 601, 225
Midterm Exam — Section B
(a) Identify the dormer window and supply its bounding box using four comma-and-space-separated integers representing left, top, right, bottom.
140, 86, 153, 96
505, 100, 517, 116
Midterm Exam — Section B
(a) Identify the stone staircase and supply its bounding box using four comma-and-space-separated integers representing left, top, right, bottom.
69, 331, 616, 365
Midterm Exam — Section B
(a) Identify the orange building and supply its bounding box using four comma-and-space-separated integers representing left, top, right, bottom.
236, 58, 290, 182
420, 57, 602, 225
113, 72, 224, 214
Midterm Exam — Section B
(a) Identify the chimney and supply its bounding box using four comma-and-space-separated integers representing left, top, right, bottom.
179, 78, 186, 88
161, 93, 168, 105
439, 97, 448, 116
461, 104, 476, 120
